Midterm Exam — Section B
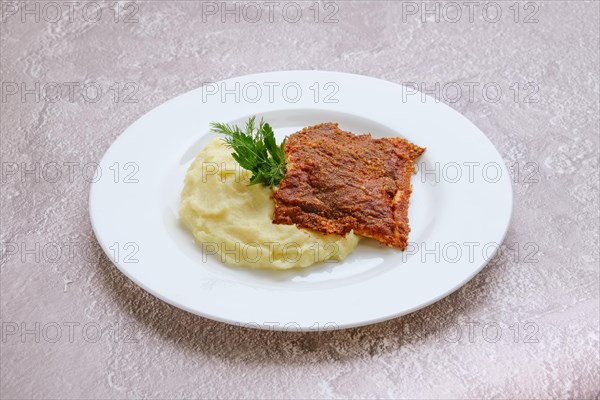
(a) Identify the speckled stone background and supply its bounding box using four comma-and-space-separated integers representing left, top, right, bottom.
1, 1, 599, 399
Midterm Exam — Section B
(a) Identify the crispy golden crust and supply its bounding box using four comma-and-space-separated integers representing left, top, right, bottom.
272, 123, 425, 250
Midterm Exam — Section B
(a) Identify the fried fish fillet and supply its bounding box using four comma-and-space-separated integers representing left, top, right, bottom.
272, 123, 425, 250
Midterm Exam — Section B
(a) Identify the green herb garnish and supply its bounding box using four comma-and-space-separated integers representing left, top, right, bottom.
210, 116, 287, 187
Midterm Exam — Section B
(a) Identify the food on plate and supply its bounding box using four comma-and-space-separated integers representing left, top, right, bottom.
180, 116, 424, 269
179, 138, 359, 270
273, 123, 425, 250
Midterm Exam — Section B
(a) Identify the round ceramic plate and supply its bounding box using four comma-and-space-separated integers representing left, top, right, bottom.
89, 71, 512, 331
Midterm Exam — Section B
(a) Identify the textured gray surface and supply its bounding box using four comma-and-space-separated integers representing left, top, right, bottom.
1, 1, 599, 399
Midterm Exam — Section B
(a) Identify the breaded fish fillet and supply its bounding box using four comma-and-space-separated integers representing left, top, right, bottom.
272, 123, 425, 250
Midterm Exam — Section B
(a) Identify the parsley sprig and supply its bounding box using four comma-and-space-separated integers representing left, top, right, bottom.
210, 117, 287, 187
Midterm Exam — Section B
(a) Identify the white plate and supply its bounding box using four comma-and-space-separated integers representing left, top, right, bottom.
89, 71, 512, 331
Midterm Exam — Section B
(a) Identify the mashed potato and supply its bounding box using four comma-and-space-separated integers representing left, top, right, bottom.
179, 138, 359, 269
